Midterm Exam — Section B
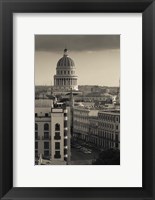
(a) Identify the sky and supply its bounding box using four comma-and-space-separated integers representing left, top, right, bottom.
35, 35, 120, 86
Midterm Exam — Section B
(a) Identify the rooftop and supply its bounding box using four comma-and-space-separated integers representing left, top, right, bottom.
35, 99, 53, 107
99, 110, 120, 115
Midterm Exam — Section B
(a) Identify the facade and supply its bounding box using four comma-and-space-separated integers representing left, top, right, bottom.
74, 96, 111, 102
95, 111, 120, 150
78, 85, 106, 95
51, 105, 71, 163
35, 100, 51, 161
35, 99, 71, 164
53, 49, 78, 93
72, 106, 120, 150
73, 107, 99, 141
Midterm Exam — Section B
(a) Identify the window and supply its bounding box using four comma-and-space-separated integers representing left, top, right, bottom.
115, 134, 118, 141
55, 123, 60, 131
55, 142, 60, 150
35, 150, 38, 157
35, 113, 38, 117
54, 132, 61, 140
44, 142, 49, 149
45, 113, 48, 117
44, 132, 49, 139
35, 123, 38, 130
116, 125, 118, 130
54, 151, 61, 158
44, 123, 49, 131
64, 71, 66, 74
68, 71, 69, 74
35, 142, 38, 149
44, 150, 49, 157
64, 139, 67, 146
35, 132, 38, 139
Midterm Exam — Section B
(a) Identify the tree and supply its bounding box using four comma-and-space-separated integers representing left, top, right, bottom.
93, 149, 120, 165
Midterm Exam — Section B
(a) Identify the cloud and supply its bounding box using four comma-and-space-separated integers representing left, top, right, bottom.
35, 35, 120, 52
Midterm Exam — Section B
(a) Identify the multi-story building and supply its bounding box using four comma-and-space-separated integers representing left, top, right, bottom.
78, 85, 107, 96
74, 96, 111, 102
53, 49, 78, 93
35, 100, 52, 161
35, 99, 71, 165
51, 104, 71, 163
73, 107, 99, 141
95, 111, 120, 150
72, 106, 120, 150
89, 116, 99, 144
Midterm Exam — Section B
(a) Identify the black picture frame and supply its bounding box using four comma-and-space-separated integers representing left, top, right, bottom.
0, 0, 155, 199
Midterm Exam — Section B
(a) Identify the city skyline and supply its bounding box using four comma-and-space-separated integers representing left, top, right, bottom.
35, 35, 120, 86
35, 35, 120, 165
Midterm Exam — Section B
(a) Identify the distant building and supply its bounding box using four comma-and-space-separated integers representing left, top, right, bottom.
53, 49, 78, 94
78, 85, 107, 96
91, 85, 106, 93
106, 87, 118, 95
78, 85, 93, 95
35, 99, 71, 164
74, 96, 111, 102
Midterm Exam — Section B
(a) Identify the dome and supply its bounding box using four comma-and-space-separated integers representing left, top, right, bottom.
57, 49, 75, 68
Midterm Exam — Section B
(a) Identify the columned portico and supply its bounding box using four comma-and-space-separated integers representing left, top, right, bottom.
53, 49, 78, 92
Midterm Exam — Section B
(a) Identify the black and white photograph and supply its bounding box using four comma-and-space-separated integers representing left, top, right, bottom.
35, 35, 120, 165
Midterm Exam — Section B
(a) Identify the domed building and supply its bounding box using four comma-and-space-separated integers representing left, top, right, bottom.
53, 49, 78, 93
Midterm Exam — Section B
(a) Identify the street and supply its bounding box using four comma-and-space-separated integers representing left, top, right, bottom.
69, 147, 99, 165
